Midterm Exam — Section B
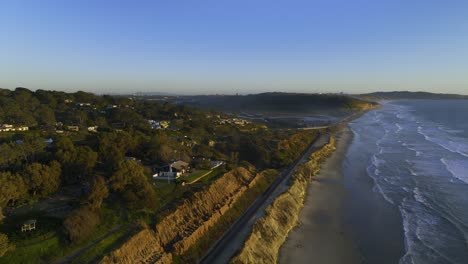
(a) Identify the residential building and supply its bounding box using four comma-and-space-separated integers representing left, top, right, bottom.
153, 160, 190, 180
66, 125, 80, 132
0, 124, 29, 132
87, 126, 98, 132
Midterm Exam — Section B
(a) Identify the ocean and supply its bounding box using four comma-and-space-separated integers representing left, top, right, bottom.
343, 100, 468, 264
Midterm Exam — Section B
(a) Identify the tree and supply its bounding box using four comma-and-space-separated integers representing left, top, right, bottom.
98, 132, 137, 173
76, 110, 88, 127
55, 137, 75, 152
63, 206, 100, 244
35, 89, 58, 108
108, 108, 148, 129
74, 146, 98, 174
34, 105, 56, 128
24, 161, 61, 197
144, 134, 177, 163
84, 176, 108, 210
110, 161, 158, 209
73, 90, 99, 104
100, 144, 125, 174
0, 233, 15, 257
0, 172, 28, 208
4, 105, 36, 126
0, 137, 46, 168
55, 139, 98, 182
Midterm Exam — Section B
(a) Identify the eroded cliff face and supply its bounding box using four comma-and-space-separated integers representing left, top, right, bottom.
101, 165, 275, 263
231, 136, 336, 264
100, 229, 172, 264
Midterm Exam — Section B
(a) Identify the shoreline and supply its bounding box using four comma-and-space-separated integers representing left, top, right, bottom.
230, 135, 336, 263
278, 126, 361, 264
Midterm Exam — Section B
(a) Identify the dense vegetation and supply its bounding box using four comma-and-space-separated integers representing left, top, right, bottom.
183, 92, 377, 114
360, 91, 468, 100
0, 87, 319, 262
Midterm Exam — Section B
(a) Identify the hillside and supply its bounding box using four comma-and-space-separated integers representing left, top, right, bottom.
0, 87, 328, 263
181, 93, 377, 114
359, 91, 468, 101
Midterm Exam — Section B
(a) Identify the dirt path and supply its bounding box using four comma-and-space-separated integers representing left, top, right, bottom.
52, 225, 122, 264
52, 207, 128, 264
187, 170, 213, 184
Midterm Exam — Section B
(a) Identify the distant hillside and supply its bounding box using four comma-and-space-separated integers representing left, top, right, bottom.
359, 91, 468, 100
182, 93, 377, 114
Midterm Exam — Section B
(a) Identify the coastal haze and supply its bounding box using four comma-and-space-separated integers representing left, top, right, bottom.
2, 1, 468, 95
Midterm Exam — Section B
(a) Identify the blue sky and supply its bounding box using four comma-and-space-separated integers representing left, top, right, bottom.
1, 0, 468, 94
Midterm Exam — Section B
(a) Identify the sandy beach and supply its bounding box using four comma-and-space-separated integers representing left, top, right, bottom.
278, 127, 361, 264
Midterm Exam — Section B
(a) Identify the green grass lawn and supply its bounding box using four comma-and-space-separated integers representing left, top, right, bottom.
182, 166, 227, 184
71, 226, 132, 264
0, 204, 121, 264
198, 167, 226, 183
183, 170, 209, 183
0, 234, 62, 264
154, 182, 194, 211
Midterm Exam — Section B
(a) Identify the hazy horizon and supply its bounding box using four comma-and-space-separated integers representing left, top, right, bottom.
2, 1, 468, 95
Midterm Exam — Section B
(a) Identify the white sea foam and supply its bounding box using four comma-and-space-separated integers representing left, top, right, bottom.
396, 123, 403, 133
371, 154, 385, 166
413, 187, 426, 205
372, 182, 395, 205
399, 199, 456, 264
417, 126, 468, 158
440, 158, 468, 185
438, 126, 464, 134
399, 200, 416, 264
366, 163, 395, 205
363, 102, 468, 264
402, 143, 423, 157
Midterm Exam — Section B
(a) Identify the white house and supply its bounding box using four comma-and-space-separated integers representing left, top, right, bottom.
153, 160, 189, 180
88, 126, 98, 133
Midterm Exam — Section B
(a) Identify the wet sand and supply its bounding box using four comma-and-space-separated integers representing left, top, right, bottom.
278, 127, 361, 264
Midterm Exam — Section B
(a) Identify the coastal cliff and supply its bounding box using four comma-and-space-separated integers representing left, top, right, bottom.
100, 166, 278, 263
231, 136, 336, 264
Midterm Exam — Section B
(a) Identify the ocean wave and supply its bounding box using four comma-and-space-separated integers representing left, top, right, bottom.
396, 110, 416, 122
399, 199, 460, 264
413, 187, 427, 205
404, 144, 423, 157
438, 126, 464, 134
440, 158, 468, 185
417, 126, 468, 158
372, 182, 395, 205
371, 154, 385, 166
366, 164, 395, 205
396, 123, 403, 133
358, 102, 468, 264
405, 160, 419, 176
399, 199, 417, 264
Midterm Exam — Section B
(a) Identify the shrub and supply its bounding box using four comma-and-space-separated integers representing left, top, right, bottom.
0, 233, 15, 257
